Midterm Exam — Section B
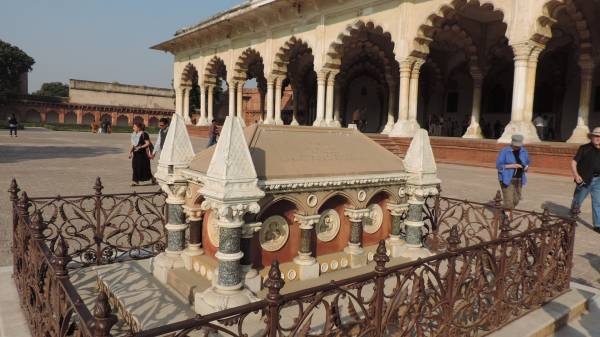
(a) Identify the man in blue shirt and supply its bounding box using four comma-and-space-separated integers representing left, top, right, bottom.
496, 134, 530, 210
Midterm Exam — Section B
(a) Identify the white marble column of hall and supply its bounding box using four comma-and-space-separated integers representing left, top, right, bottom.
463, 69, 484, 138
207, 85, 214, 123
313, 72, 327, 127
274, 78, 283, 125
568, 55, 596, 143
291, 88, 300, 125
236, 81, 246, 126
499, 42, 542, 143
390, 59, 419, 137
264, 78, 275, 124
175, 87, 184, 120
228, 81, 236, 118
196, 84, 209, 126
325, 71, 338, 127
183, 86, 192, 125
382, 77, 396, 134
333, 83, 342, 127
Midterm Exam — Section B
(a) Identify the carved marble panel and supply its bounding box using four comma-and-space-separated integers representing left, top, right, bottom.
317, 209, 340, 242
259, 215, 289, 252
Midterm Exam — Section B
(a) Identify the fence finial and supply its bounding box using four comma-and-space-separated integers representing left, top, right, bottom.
494, 190, 502, 208
500, 213, 511, 238
93, 291, 117, 337
264, 260, 284, 301
30, 210, 46, 239
94, 177, 104, 196
52, 234, 71, 277
8, 178, 20, 202
374, 240, 389, 272
446, 225, 461, 252
18, 192, 30, 219
570, 202, 580, 220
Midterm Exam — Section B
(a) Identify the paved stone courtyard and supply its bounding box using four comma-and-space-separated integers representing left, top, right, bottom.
1, 128, 598, 291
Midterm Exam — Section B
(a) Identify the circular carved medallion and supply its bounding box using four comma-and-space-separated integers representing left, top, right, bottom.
357, 190, 367, 202
259, 215, 289, 252
363, 204, 383, 234
207, 211, 220, 247
307, 194, 318, 208
317, 209, 341, 242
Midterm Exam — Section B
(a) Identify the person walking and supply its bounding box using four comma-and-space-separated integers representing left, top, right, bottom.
496, 134, 530, 211
571, 127, 600, 233
129, 122, 156, 186
152, 118, 170, 159
8, 113, 18, 137
533, 114, 546, 141
207, 119, 219, 147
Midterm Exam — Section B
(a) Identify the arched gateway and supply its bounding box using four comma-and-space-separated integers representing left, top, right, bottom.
153, 0, 600, 144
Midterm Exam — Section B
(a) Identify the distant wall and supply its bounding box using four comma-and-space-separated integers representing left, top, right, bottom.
69, 79, 175, 110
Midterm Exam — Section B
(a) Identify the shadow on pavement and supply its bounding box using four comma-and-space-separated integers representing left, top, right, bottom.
0, 145, 123, 163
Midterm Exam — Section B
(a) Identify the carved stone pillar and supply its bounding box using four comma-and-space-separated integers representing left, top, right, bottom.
568, 55, 595, 143
397, 185, 437, 259
153, 184, 188, 283
207, 85, 215, 123
344, 208, 370, 268
293, 214, 320, 280
386, 201, 409, 257
274, 78, 283, 125
463, 70, 484, 139
181, 206, 203, 270
237, 82, 246, 127
228, 81, 236, 117
197, 84, 209, 126
291, 88, 300, 126
265, 79, 275, 124
333, 83, 342, 127
313, 72, 327, 127
382, 80, 396, 134
499, 42, 542, 144
175, 87, 184, 119
182, 87, 192, 125
325, 72, 338, 126
390, 59, 420, 137
240, 220, 262, 293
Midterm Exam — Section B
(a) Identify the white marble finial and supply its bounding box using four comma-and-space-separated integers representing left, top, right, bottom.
403, 129, 440, 185
156, 113, 195, 181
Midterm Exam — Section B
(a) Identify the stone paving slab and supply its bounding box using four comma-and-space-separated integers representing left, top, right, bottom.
0, 267, 30, 337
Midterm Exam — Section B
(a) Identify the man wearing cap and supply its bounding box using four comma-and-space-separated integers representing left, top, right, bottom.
496, 134, 530, 211
571, 127, 600, 233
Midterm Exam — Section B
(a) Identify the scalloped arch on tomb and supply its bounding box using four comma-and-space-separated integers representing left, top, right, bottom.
317, 191, 354, 213
258, 195, 304, 220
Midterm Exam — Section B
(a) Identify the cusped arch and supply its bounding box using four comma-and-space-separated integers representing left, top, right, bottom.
181, 63, 199, 86
534, 0, 593, 54
273, 37, 315, 74
326, 20, 396, 70
204, 56, 227, 85
234, 48, 265, 81
411, 0, 508, 60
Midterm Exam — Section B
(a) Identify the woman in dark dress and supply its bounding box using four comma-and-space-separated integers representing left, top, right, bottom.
128, 122, 156, 186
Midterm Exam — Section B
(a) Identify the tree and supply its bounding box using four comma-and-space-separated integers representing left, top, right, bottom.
0, 40, 34, 98
33, 82, 69, 97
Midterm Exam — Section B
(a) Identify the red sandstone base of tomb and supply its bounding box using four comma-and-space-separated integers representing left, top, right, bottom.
370, 135, 578, 177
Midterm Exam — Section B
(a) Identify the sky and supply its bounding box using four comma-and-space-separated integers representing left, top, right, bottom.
0, 0, 244, 93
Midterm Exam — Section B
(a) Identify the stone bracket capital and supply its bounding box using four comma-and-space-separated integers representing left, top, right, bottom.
294, 213, 321, 229
201, 199, 261, 223
241, 221, 262, 238
161, 183, 187, 204
344, 208, 371, 222
387, 203, 409, 217
183, 205, 203, 221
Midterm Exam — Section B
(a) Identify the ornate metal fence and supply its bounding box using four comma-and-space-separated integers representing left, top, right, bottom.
9, 179, 576, 337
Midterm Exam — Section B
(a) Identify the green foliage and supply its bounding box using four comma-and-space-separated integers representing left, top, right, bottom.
0, 40, 35, 99
33, 82, 69, 97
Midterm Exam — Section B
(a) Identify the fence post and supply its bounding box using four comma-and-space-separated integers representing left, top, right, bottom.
264, 260, 284, 337
9, 178, 20, 234
493, 215, 511, 326
18, 192, 31, 227
442, 225, 460, 335
373, 240, 389, 337
493, 190, 503, 238
30, 210, 47, 241
93, 291, 117, 337
93, 177, 103, 265
52, 234, 71, 278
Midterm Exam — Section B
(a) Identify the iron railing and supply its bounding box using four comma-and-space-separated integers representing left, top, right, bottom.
9, 178, 577, 337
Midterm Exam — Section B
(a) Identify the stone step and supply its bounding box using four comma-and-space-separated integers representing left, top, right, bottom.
490, 282, 600, 337
94, 259, 196, 333
552, 286, 600, 337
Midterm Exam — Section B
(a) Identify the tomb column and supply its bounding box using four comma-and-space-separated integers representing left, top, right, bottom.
313, 71, 327, 127
264, 79, 275, 124
182, 86, 192, 125
568, 55, 595, 143
293, 214, 321, 280
463, 69, 484, 139
499, 42, 542, 143
386, 201, 409, 258
207, 85, 215, 123
274, 78, 283, 125
344, 208, 370, 268
181, 206, 204, 270
153, 183, 188, 283
390, 59, 420, 137
325, 71, 339, 127
382, 78, 396, 134
197, 84, 209, 126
